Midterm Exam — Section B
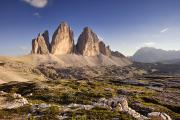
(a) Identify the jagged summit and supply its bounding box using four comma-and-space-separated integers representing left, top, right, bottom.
42, 30, 51, 51
31, 21, 131, 66
31, 22, 114, 57
83, 27, 94, 35
31, 30, 50, 54
76, 26, 101, 56
51, 22, 74, 55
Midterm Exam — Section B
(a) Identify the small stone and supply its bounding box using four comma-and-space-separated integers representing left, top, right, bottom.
148, 112, 172, 120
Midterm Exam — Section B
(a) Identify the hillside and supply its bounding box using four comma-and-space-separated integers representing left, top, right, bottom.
0, 54, 131, 84
131, 47, 180, 63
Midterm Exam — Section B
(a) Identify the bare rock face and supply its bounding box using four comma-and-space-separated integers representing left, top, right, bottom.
76, 27, 101, 56
98, 42, 112, 56
76, 27, 113, 57
98, 41, 107, 55
51, 22, 74, 55
31, 31, 50, 54
42, 30, 51, 51
105, 46, 112, 57
0, 91, 29, 109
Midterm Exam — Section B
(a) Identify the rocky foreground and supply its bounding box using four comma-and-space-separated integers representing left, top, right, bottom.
0, 61, 179, 120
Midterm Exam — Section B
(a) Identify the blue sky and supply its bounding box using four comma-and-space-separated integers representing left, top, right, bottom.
0, 0, 180, 56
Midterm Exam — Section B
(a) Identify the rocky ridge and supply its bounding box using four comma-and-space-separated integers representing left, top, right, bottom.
31, 22, 122, 58
131, 47, 180, 63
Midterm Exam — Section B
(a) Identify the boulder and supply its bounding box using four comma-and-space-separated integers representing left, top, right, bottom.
51, 22, 74, 55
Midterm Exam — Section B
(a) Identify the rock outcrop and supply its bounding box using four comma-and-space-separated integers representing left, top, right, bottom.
0, 91, 29, 109
51, 22, 74, 55
105, 46, 112, 56
76, 27, 112, 57
94, 97, 148, 120
76, 27, 100, 56
31, 31, 50, 54
148, 112, 172, 120
98, 41, 106, 55
98, 42, 111, 56
30, 21, 131, 66
42, 30, 51, 51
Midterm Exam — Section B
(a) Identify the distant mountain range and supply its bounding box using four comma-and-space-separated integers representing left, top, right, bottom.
131, 47, 180, 64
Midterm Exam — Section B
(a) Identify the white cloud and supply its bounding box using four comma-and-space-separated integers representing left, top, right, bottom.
160, 28, 169, 33
143, 42, 155, 47
22, 0, 48, 8
33, 12, 41, 18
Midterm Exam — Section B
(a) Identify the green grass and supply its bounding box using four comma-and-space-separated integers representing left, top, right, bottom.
67, 107, 136, 120
0, 78, 179, 119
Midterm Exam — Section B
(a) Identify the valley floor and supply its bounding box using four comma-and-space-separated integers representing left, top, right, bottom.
0, 59, 179, 120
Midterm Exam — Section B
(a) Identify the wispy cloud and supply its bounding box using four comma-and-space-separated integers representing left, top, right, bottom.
144, 42, 155, 47
160, 28, 169, 33
22, 0, 48, 8
33, 12, 41, 18
19, 46, 31, 51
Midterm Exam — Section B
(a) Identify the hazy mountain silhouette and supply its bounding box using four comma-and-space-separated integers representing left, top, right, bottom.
131, 47, 180, 63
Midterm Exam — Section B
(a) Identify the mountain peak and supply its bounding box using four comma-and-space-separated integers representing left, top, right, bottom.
131, 47, 180, 63
51, 22, 74, 55
31, 21, 128, 61
31, 31, 50, 54
83, 27, 92, 32
59, 21, 69, 27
